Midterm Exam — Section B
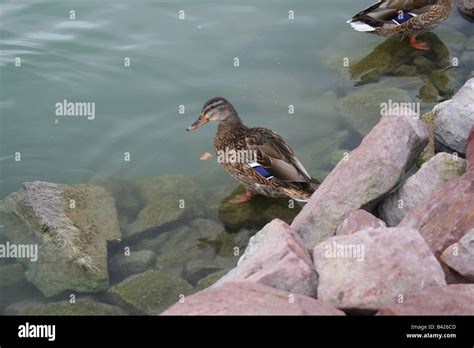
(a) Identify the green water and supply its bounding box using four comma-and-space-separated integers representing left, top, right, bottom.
0, 0, 472, 314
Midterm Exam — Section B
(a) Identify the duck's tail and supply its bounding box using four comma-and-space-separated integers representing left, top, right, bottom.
282, 177, 320, 203
347, 20, 377, 32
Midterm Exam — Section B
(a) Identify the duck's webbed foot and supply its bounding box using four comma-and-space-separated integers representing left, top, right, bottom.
228, 191, 256, 204
200, 152, 213, 161
409, 36, 430, 51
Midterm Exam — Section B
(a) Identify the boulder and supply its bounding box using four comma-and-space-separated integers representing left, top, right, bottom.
124, 176, 206, 239
377, 284, 474, 315
109, 249, 156, 279
292, 110, 429, 249
467, 126, 474, 172
212, 219, 318, 297
106, 270, 193, 315
441, 229, 474, 281
379, 153, 466, 226
162, 282, 345, 315
195, 269, 230, 291
458, 0, 474, 22
5, 297, 126, 315
400, 171, 474, 258
0, 263, 41, 312
418, 111, 436, 164
434, 78, 474, 156
313, 227, 446, 311
0, 181, 121, 297
335, 209, 386, 236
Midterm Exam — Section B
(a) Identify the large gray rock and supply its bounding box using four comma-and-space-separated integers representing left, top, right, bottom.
335, 209, 386, 236
434, 78, 474, 156
379, 153, 466, 226
209, 219, 318, 297
106, 270, 193, 315
377, 284, 474, 315
292, 110, 429, 249
0, 181, 121, 297
162, 281, 345, 315
441, 229, 474, 281
313, 226, 446, 311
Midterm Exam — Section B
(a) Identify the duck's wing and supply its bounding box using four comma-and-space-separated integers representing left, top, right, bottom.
244, 127, 313, 184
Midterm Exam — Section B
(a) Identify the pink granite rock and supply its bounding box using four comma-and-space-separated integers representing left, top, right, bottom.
335, 209, 386, 236
292, 111, 428, 249
441, 229, 474, 282
313, 226, 446, 311
400, 171, 474, 259
161, 281, 345, 315
377, 284, 474, 315
467, 126, 474, 172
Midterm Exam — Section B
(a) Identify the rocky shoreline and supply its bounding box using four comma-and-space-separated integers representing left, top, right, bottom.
0, 78, 473, 315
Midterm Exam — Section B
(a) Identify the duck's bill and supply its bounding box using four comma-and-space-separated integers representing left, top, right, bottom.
187, 114, 209, 131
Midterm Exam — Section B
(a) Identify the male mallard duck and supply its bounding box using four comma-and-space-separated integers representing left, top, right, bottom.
347, 0, 453, 50
187, 97, 319, 203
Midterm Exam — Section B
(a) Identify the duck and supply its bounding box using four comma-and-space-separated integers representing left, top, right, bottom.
347, 0, 453, 51
187, 97, 320, 203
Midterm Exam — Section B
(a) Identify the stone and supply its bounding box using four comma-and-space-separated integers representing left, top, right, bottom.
0, 181, 121, 297
377, 284, 474, 315
195, 269, 230, 291
106, 270, 193, 315
458, 0, 474, 22
411, 56, 435, 74
467, 126, 474, 172
392, 64, 417, 76
441, 229, 474, 281
5, 297, 126, 315
418, 111, 437, 165
430, 70, 454, 96
109, 249, 156, 279
313, 227, 446, 311
218, 219, 318, 297
433, 27, 467, 52
335, 209, 386, 236
434, 78, 474, 156
162, 282, 345, 315
418, 83, 439, 102
125, 176, 206, 239
379, 153, 466, 227
326, 149, 350, 167
337, 87, 412, 135
183, 259, 227, 286
400, 171, 474, 259
292, 111, 429, 249
0, 263, 41, 312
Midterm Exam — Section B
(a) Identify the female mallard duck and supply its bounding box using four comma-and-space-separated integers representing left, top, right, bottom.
347, 0, 453, 50
187, 97, 319, 203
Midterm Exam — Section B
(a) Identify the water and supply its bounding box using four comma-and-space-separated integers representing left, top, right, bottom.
0, 0, 472, 314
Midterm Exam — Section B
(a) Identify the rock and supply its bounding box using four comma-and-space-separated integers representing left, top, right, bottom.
434, 78, 474, 156
377, 284, 474, 315
430, 70, 454, 96
467, 126, 474, 171
0, 181, 121, 297
125, 176, 206, 239
418, 83, 439, 102
400, 171, 474, 258
217, 219, 318, 297
411, 56, 435, 74
109, 249, 156, 279
458, 0, 474, 22
379, 153, 466, 227
292, 110, 429, 249
335, 210, 386, 236
194, 269, 230, 291
441, 229, 474, 281
106, 270, 193, 315
0, 263, 41, 312
337, 87, 412, 135
162, 282, 345, 315
433, 27, 467, 52
418, 111, 437, 165
392, 64, 417, 76
183, 259, 227, 286
218, 186, 300, 231
313, 227, 446, 311
5, 297, 126, 315
326, 149, 350, 167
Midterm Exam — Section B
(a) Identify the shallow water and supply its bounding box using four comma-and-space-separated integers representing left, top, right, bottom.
0, 0, 473, 314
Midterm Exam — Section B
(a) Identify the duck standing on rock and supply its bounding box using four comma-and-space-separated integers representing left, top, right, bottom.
187, 97, 320, 203
347, 0, 454, 51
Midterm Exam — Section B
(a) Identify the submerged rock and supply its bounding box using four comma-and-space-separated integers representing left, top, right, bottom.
125, 176, 206, 239
194, 269, 230, 291
0, 263, 40, 312
430, 70, 454, 96
418, 82, 440, 102
418, 111, 437, 164
441, 229, 474, 281
218, 186, 300, 231
162, 282, 345, 315
337, 87, 412, 135
0, 181, 121, 297
377, 285, 474, 315
109, 249, 156, 279
434, 78, 474, 156
5, 297, 126, 316
107, 270, 193, 315
379, 153, 466, 226
313, 227, 446, 311
335, 209, 386, 236
292, 110, 429, 249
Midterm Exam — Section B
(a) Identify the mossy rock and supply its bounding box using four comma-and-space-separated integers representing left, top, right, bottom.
5, 297, 126, 315
411, 56, 435, 74
195, 269, 230, 291
109, 249, 156, 279
417, 111, 437, 167
325, 149, 350, 168
183, 259, 227, 286
419, 83, 440, 102
106, 270, 193, 315
217, 186, 301, 231
430, 70, 454, 96
392, 64, 418, 76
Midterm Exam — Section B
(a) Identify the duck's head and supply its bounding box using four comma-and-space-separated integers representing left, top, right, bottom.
187, 97, 242, 131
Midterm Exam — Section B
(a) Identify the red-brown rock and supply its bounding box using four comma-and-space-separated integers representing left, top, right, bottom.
335, 209, 386, 236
